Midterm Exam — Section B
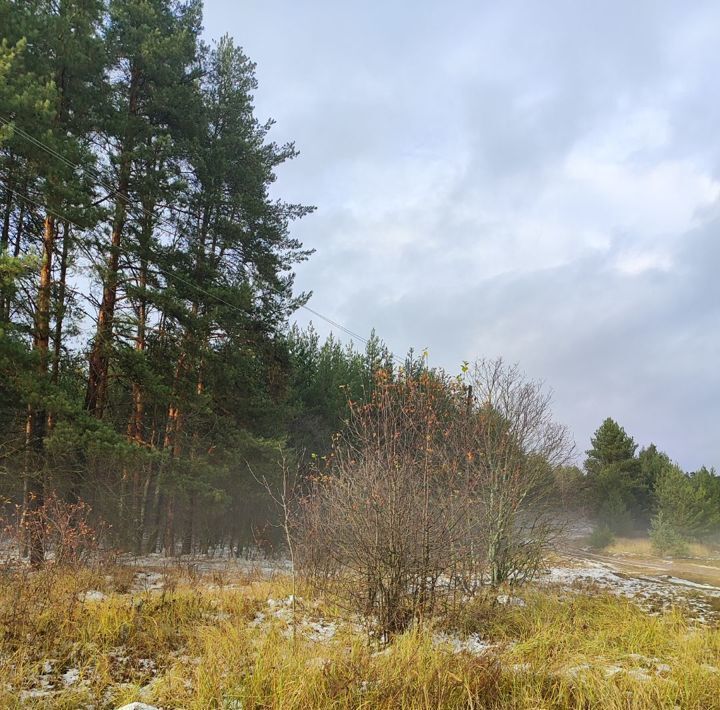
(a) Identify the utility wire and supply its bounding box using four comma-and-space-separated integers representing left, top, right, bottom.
0, 174, 401, 362
0, 113, 401, 359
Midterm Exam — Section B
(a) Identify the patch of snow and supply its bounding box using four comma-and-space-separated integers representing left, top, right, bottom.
115, 704, 160, 710
432, 631, 493, 655
539, 560, 720, 623
305, 657, 331, 670
118, 552, 290, 577
62, 667, 80, 686
371, 647, 393, 657
496, 594, 525, 606
138, 658, 156, 672
20, 688, 54, 700
109, 647, 130, 665
358, 679, 379, 693
603, 665, 623, 677
132, 571, 164, 592
268, 595, 301, 608
249, 611, 266, 627
80, 589, 107, 602
564, 663, 591, 678
304, 620, 337, 642
510, 662, 531, 673
665, 577, 720, 591
252, 597, 341, 644
627, 668, 652, 682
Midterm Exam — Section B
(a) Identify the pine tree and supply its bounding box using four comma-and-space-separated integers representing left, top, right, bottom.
85, 0, 202, 419
584, 418, 642, 533
636, 444, 672, 524
0, 0, 106, 562
585, 418, 638, 472
0, 1, 350, 558
150, 34, 314, 553
652, 465, 710, 543
690, 466, 720, 535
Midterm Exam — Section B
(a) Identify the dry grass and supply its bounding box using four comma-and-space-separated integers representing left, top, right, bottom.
606, 537, 719, 560
450, 588, 720, 708
0, 563, 718, 709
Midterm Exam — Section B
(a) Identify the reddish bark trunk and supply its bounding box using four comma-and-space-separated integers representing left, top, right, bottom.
85, 64, 140, 417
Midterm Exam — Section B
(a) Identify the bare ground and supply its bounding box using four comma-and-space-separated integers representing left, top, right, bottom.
545, 543, 720, 624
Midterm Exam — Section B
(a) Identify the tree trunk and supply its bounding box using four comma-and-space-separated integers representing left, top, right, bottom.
12, 186, 25, 258
120, 271, 147, 539
1, 168, 20, 321
0, 178, 13, 321
181, 491, 195, 555
51, 221, 70, 386
26, 407, 46, 568
0, 175, 12, 253
148, 470, 164, 554
85, 64, 140, 418
24, 214, 55, 566
136, 466, 153, 554
131, 207, 152, 538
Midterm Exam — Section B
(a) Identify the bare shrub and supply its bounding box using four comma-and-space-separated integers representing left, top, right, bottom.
6, 491, 106, 566
457, 359, 574, 586
297, 371, 470, 636
249, 450, 302, 645
0, 493, 108, 654
297, 359, 574, 638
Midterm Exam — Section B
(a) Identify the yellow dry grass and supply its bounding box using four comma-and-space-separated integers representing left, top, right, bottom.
606, 537, 719, 560
0, 563, 718, 709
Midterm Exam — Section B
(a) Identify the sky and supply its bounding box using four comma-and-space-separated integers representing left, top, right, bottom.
202, 0, 720, 471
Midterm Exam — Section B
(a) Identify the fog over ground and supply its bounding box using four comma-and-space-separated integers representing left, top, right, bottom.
202, 0, 720, 471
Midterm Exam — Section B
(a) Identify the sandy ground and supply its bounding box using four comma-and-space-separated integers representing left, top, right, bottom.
542, 544, 720, 623
567, 545, 720, 585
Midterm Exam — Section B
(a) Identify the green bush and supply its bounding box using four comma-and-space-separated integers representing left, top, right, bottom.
587, 526, 615, 551
650, 511, 689, 557
598, 489, 634, 535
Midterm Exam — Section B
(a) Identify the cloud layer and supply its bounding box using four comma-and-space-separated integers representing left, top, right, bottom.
203, 0, 720, 470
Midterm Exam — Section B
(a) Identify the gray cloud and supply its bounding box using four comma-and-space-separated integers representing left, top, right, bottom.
204, 0, 720, 470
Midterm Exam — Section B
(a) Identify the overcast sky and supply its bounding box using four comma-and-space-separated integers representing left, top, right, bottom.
202, 0, 720, 470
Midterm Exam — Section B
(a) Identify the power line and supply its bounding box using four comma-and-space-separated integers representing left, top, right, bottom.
0, 113, 402, 361
0, 115, 131, 208
0, 114, 215, 251
0, 176, 402, 362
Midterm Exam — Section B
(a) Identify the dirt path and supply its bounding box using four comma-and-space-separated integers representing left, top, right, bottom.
545, 546, 720, 624
563, 545, 720, 586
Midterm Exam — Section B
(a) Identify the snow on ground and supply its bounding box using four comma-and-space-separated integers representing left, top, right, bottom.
250, 595, 341, 642
61, 667, 80, 686
118, 551, 291, 578
78, 589, 108, 602
11, 547, 720, 702
255, 595, 497, 653
432, 631, 494, 655
559, 651, 708, 682
18, 662, 88, 702
539, 559, 720, 623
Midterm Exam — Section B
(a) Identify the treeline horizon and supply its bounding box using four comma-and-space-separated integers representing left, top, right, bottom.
567, 417, 720, 554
